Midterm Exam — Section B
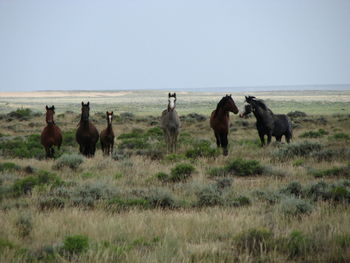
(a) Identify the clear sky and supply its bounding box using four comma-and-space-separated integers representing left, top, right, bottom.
0, 0, 349, 91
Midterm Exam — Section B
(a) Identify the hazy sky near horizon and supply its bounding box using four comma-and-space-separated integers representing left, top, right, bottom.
0, 0, 349, 92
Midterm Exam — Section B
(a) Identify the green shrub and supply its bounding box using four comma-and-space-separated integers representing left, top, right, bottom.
335, 234, 350, 249
299, 129, 328, 138
12, 170, 63, 196
8, 108, 34, 120
164, 153, 186, 162
196, 185, 223, 207
145, 188, 177, 209
0, 162, 21, 172
281, 230, 314, 259
225, 158, 263, 176
287, 111, 307, 118
215, 177, 233, 189
273, 141, 323, 160
169, 163, 195, 182
331, 133, 350, 140
207, 167, 228, 177
228, 195, 251, 207
118, 138, 150, 150
280, 182, 303, 196
0, 134, 45, 159
119, 112, 135, 121
39, 197, 65, 210
62, 130, 76, 146
0, 238, 15, 251
155, 172, 170, 182
330, 186, 350, 202
185, 140, 218, 159
62, 235, 89, 255
53, 153, 84, 170
234, 228, 274, 255
303, 181, 331, 201
146, 127, 163, 137
311, 165, 350, 178
253, 190, 282, 204
16, 214, 33, 238
311, 148, 350, 162
279, 197, 313, 216
107, 198, 150, 212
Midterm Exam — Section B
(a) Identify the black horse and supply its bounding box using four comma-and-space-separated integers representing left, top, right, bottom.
76, 102, 99, 157
240, 96, 292, 146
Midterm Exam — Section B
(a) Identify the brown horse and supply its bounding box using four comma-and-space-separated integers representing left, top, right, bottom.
210, 95, 239, 156
40, 105, 62, 158
76, 102, 99, 157
100, 111, 115, 156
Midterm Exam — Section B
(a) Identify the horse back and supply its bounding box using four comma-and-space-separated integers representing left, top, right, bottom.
273, 114, 292, 136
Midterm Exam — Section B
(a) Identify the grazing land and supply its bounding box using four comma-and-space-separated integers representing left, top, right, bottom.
0, 90, 350, 262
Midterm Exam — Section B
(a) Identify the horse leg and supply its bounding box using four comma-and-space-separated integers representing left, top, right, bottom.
220, 132, 228, 156
101, 141, 105, 155
285, 133, 291, 143
214, 131, 221, 147
45, 146, 50, 159
174, 132, 178, 153
111, 141, 114, 155
258, 131, 265, 147
267, 132, 272, 145
51, 147, 55, 158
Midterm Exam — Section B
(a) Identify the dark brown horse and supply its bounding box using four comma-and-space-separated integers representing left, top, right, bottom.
40, 105, 62, 158
210, 95, 239, 156
76, 102, 99, 157
100, 111, 115, 156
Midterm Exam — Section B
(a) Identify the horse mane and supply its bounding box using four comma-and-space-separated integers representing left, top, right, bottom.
214, 96, 230, 116
253, 99, 273, 114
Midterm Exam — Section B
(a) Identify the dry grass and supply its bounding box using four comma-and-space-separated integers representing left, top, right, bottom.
1, 92, 350, 262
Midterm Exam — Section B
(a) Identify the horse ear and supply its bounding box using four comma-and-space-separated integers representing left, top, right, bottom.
46, 105, 48, 110
174, 93, 176, 98
81, 102, 84, 106
106, 111, 108, 115
230, 94, 232, 97
87, 102, 90, 106
111, 111, 113, 115
52, 106, 55, 111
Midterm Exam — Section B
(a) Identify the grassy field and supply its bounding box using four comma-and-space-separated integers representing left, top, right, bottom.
0, 90, 350, 262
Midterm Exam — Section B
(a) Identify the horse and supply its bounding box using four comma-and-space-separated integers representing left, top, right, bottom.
161, 93, 181, 153
239, 96, 292, 146
100, 111, 115, 156
76, 102, 99, 157
40, 105, 62, 158
210, 94, 239, 156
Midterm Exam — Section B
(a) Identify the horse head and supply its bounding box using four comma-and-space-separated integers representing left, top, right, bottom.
106, 111, 113, 125
223, 94, 239, 114
168, 93, 177, 111
81, 101, 90, 122
45, 105, 55, 124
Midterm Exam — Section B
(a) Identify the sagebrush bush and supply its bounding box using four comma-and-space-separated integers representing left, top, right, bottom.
311, 165, 350, 178
281, 230, 314, 259
280, 181, 303, 196
228, 195, 251, 207
0, 162, 21, 172
196, 185, 223, 207
299, 129, 328, 138
12, 170, 62, 196
331, 132, 350, 141
145, 188, 177, 209
225, 158, 263, 176
234, 228, 274, 255
215, 177, 233, 189
311, 148, 350, 162
7, 108, 34, 120
0, 134, 44, 159
273, 141, 323, 160
62, 235, 89, 255
155, 172, 170, 183
53, 153, 84, 170
279, 197, 313, 216
107, 198, 150, 212
207, 167, 227, 177
287, 111, 307, 118
185, 139, 218, 159
16, 214, 33, 238
253, 190, 283, 204
38, 196, 65, 210
169, 163, 195, 182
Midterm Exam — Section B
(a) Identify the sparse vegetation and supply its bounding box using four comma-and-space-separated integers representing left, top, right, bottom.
1, 91, 350, 262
